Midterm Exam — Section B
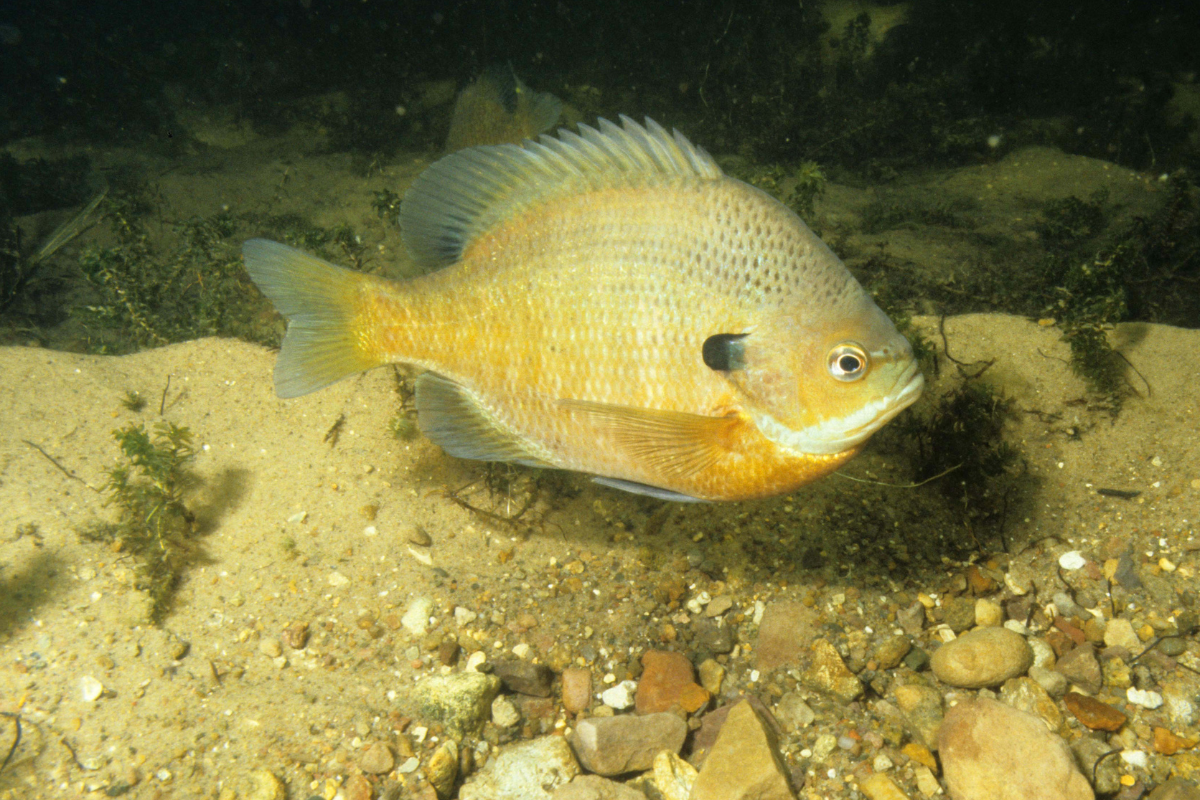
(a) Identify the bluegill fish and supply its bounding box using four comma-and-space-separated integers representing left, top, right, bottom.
243, 116, 923, 501
444, 65, 562, 152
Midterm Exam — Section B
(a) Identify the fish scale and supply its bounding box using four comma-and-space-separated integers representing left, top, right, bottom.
243, 116, 923, 501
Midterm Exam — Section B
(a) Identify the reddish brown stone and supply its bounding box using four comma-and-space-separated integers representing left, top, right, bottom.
1063, 692, 1127, 731
636, 650, 710, 714
1153, 726, 1197, 755
1054, 618, 1087, 646
965, 565, 997, 595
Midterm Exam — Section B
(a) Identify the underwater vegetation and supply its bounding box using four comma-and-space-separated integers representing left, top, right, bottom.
81, 421, 199, 622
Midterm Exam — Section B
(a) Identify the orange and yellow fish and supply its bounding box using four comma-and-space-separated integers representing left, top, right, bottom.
243, 116, 923, 501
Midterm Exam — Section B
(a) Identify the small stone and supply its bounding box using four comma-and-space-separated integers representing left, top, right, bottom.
1164, 683, 1198, 726
428, 740, 459, 798
240, 771, 286, 800
562, 667, 592, 714
636, 650, 710, 714
1154, 727, 1198, 756
492, 696, 521, 728
553, 775, 648, 800
873, 753, 895, 772
860, 773, 910, 800
80, 675, 104, 702
600, 680, 637, 710
404, 523, 433, 546
755, 601, 818, 671
893, 685, 943, 749
902, 742, 937, 771
437, 638, 460, 666
706, 595, 733, 617
281, 622, 309, 650
455, 606, 478, 626
1147, 778, 1200, 800
898, 602, 926, 635
460, 736, 577, 800
1029, 665, 1069, 697
1103, 617, 1143, 654
1058, 551, 1087, 571
641, 750, 697, 800
939, 698, 1092, 800
874, 635, 912, 670
811, 733, 838, 761
401, 597, 433, 637
802, 638, 863, 702
360, 741, 395, 774
689, 700, 794, 800
999, 676, 1062, 730
258, 638, 283, 659
697, 658, 725, 695
914, 765, 940, 798
397, 671, 501, 738
327, 571, 350, 587
1063, 691, 1127, 731
1127, 687, 1164, 709
494, 659, 554, 697
1055, 644, 1102, 694
931, 627, 1033, 688
341, 775, 372, 800
569, 713, 688, 776
943, 596, 976, 633
775, 693, 815, 730
974, 598, 1004, 628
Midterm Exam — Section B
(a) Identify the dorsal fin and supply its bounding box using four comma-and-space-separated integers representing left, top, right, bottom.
400, 115, 723, 269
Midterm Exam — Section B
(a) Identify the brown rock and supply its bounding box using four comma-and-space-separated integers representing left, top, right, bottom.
1055, 645, 1103, 694
755, 601, 817, 671
930, 627, 1033, 688
552, 775, 649, 799
1154, 726, 1198, 755
636, 651, 710, 714
873, 635, 912, 670
562, 667, 592, 714
939, 697, 1093, 800
359, 741, 395, 774
282, 621, 310, 650
690, 700, 796, 800
343, 774, 373, 800
965, 564, 997, 595
1063, 692, 1127, 732
1147, 778, 1200, 800
569, 713, 688, 775
802, 639, 862, 702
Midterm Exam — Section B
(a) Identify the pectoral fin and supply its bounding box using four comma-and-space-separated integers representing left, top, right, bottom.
416, 373, 551, 468
558, 399, 741, 482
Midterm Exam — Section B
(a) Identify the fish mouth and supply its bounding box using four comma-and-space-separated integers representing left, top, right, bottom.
751, 359, 925, 456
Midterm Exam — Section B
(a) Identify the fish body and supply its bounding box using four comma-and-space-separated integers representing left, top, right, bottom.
244, 117, 922, 501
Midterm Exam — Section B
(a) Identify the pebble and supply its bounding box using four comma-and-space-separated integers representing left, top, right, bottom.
636, 650, 710, 714
341, 775, 371, 800
1054, 644, 1102, 694
914, 765, 940, 798
562, 667, 592, 714
1127, 687, 1164, 709
1063, 691, 1127, 731
754, 601, 817, 671
1029, 665, 1069, 697
460, 735, 579, 800
689, 700, 793, 800
553, 775, 648, 800
1103, 617, 1143, 654
1146, 778, 1200, 800
258, 638, 283, 659
641, 750, 697, 800
601, 680, 637, 710
398, 671, 501, 738
930, 627, 1032, 688
873, 635, 912, 670
974, 598, 1004, 627
999, 676, 1062, 730
697, 658, 725, 695
1164, 683, 1198, 726
1058, 551, 1087, 570
404, 523, 432, 546
427, 740, 459, 798
455, 606, 478, 626
281, 622, 309, 650
327, 571, 349, 587
705, 595, 733, 617
811, 733, 838, 761
569, 712, 687, 775
802, 638, 863, 702
492, 695, 521, 728
939, 698, 1091, 800
238, 771, 286, 800
401, 597, 433, 637
898, 601, 926, 635
494, 659, 555, 697
893, 684, 943, 749
943, 596, 976, 633
860, 773, 910, 800
774, 692, 815, 730
359, 742, 394, 774
1153, 727, 1198, 756
80, 675, 104, 702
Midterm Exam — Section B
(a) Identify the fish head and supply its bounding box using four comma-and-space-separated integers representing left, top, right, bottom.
719, 298, 924, 456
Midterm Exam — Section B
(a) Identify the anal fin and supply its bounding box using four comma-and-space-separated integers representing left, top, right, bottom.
415, 372, 550, 468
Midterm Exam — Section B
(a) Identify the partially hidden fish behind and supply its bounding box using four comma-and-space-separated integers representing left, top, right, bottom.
243, 116, 924, 502
444, 65, 562, 152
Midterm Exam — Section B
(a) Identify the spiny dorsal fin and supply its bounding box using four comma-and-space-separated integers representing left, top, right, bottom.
401, 116, 723, 269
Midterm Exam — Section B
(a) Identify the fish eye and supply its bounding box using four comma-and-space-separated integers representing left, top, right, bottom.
827, 343, 869, 382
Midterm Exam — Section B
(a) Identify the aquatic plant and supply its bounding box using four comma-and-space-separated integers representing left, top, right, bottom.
81, 422, 198, 622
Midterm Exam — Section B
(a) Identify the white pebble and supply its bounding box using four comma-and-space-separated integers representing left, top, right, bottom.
401, 597, 433, 636
407, 545, 433, 566
363, 525, 378, 536
465, 651, 487, 672
397, 756, 419, 773
327, 571, 350, 587
1058, 551, 1086, 571
1127, 688, 1163, 709
873, 753, 894, 772
80, 675, 104, 702
1120, 750, 1148, 768
286, 511, 307, 524
512, 643, 531, 659
454, 607, 478, 626
601, 680, 638, 710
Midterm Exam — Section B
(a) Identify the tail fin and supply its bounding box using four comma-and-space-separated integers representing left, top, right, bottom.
242, 239, 383, 398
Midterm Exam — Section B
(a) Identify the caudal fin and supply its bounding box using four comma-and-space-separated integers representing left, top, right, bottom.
243, 238, 383, 398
